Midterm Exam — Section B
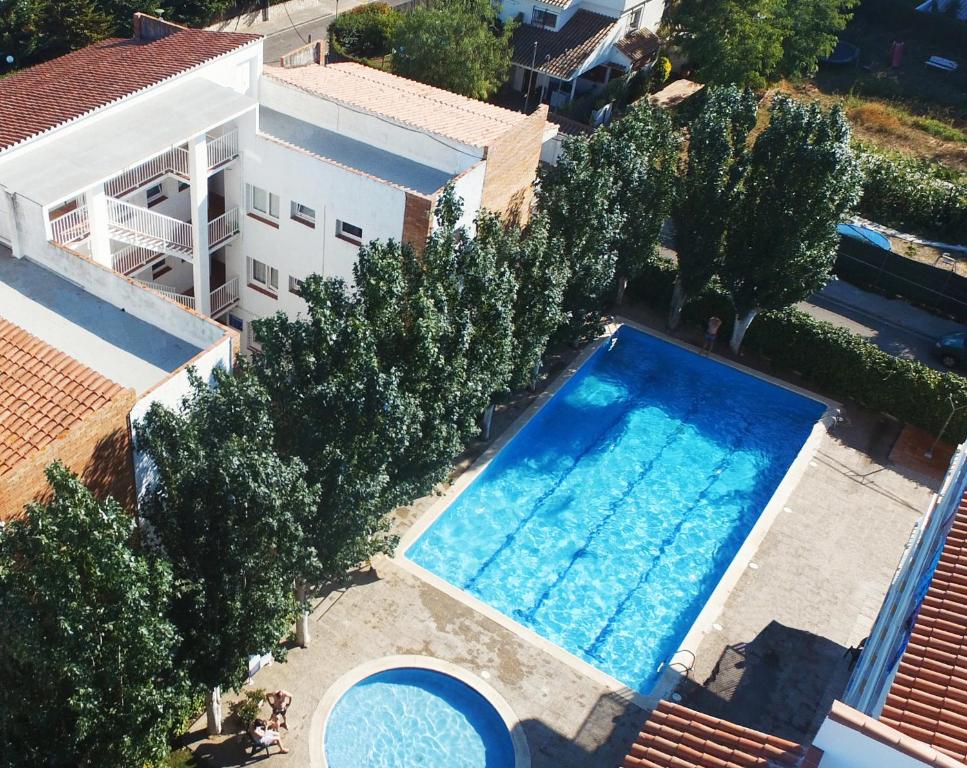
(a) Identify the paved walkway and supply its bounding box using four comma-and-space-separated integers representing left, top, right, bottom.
208, 0, 411, 63
182, 330, 935, 767
799, 279, 966, 370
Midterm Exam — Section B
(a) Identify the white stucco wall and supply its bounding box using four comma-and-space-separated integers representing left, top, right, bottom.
234, 131, 409, 320
449, 161, 487, 233
129, 335, 234, 500
813, 717, 935, 768
258, 77, 483, 176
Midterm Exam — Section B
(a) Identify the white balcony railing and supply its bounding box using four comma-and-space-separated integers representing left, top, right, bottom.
134, 275, 239, 316
105, 147, 190, 198
208, 207, 240, 249
207, 129, 239, 169
50, 205, 90, 244
112, 244, 163, 275
210, 276, 240, 316
107, 197, 193, 255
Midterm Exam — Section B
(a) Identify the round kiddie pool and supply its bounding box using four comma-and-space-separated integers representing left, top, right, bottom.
314, 656, 529, 768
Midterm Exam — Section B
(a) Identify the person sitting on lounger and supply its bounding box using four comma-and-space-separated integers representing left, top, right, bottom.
250, 718, 289, 754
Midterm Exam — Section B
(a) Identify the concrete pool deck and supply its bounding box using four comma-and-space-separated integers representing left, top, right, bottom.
183, 344, 935, 768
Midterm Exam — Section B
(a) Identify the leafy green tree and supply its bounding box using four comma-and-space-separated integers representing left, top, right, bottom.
609, 103, 681, 302
487, 212, 569, 390
330, 2, 399, 58
669, 86, 758, 329
720, 95, 862, 351
354, 188, 516, 497
539, 105, 679, 335
2, 0, 113, 66
0, 463, 189, 768
391, 0, 516, 98
251, 276, 416, 641
137, 367, 318, 734
668, 0, 855, 87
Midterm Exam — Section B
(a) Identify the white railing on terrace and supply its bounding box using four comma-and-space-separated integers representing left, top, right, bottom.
112, 244, 163, 275
210, 276, 240, 316
207, 130, 239, 169
105, 147, 190, 198
208, 207, 240, 248
133, 279, 196, 310
50, 205, 90, 244
107, 197, 193, 254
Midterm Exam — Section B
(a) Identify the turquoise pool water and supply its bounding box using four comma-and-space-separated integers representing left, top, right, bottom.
324, 668, 515, 768
406, 326, 824, 693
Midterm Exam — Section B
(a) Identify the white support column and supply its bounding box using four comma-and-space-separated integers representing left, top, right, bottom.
86, 184, 112, 268
189, 133, 211, 315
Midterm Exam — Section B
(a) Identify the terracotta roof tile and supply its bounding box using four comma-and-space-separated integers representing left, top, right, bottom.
512, 11, 618, 80
0, 318, 128, 475
881, 499, 967, 762
0, 27, 260, 152
621, 701, 808, 768
615, 28, 660, 66
264, 62, 529, 148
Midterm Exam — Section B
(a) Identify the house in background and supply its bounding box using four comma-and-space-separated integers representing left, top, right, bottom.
0, 20, 548, 355
501, 0, 664, 108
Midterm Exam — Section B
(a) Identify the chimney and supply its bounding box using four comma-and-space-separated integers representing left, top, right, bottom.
279, 39, 327, 68
132, 12, 187, 42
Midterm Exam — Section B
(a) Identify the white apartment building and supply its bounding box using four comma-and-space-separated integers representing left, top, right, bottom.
503, 0, 665, 107
0, 16, 548, 353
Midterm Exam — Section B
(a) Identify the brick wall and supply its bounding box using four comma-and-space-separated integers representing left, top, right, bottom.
479, 105, 548, 226
0, 389, 137, 520
402, 192, 433, 255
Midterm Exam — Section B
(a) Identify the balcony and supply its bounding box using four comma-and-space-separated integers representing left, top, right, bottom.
50, 205, 90, 245
133, 274, 240, 317
112, 244, 165, 276
104, 129, 239, 199
106, 197, 239, 258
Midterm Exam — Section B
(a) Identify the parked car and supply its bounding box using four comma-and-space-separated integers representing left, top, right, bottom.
934, 331, 967, 368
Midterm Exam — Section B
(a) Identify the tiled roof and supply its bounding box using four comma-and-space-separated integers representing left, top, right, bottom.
548, 112, 592, 136
264, 62, 530, 148
512, 11, 618, 80
615, 28, 660, 66
0, 27, 260, 152
880, 497, 967, 762
621, 700, 818, 768
539, 0, 574, 8
0, 318, 128, 476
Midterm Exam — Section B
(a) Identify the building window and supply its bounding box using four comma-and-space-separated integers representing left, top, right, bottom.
146, 183, 165, 207
247, 184, 279, 220
289, 276, 304, 296
531, 7, 557, 28
290, 201, 316, 227
336, 220, 363, 245
248, 257, 279, 294
628, 6, 643, 29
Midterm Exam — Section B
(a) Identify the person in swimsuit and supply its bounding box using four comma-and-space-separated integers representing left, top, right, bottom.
249, 718, 289, 754
266, 689, 292, 730
702, 316, 722, 355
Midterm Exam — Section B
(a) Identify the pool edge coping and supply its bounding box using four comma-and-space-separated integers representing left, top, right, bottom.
308, 654, 532, 768
392, 319, 841, 712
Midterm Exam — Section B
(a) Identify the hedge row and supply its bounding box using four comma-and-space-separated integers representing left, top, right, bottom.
628, 262, 967, 442
856, 147, 967, 243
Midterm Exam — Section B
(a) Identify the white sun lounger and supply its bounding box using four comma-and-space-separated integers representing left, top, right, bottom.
926, 56, 959, 71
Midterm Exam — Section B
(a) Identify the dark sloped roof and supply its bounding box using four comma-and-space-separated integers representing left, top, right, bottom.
615, 28, 660, 67
880, 496, 967, 762
0, 27, 260, 152
512, 10, 617, 80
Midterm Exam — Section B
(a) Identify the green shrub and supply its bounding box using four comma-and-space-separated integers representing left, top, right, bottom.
856, 146, 967, 242
628, 261, 967, 441
330, 2, 399, 59
229, 688, 266, 729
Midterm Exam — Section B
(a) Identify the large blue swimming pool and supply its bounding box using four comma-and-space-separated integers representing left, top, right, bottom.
406, 326, 825, 693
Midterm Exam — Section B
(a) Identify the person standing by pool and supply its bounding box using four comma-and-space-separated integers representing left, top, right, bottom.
702, 316, 722, 355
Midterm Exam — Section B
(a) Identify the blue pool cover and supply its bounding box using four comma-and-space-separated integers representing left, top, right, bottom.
406, 326, 825, 693
838, 223, 892, 251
